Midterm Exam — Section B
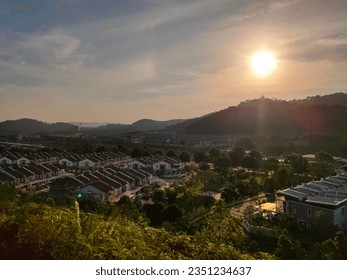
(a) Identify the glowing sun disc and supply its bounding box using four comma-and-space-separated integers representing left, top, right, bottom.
251, 51, 277, 77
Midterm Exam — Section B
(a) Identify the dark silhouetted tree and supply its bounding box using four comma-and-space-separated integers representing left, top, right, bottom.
179, 151, 190, 162
194, 151, 206, 163
131, 148, 142, 158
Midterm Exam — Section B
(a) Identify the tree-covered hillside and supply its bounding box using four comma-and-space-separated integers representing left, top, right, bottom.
168, 93, 347, 135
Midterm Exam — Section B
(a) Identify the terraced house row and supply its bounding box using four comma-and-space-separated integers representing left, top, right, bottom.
0, 162, 65, 189
0, 149, 129, 170
128, 154, 182, 176
0, 147, 183, 203
0, 149, 130, 189
50, 166, 152, 202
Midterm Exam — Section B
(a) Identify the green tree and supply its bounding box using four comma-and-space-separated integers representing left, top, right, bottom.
285, 154, 309, 174
95, 145, 107, 153
273, 166, 294, 188
154, 150, 163, 155
162, 204, 182, 222
221, 184, 239, 203
261, 157, 279, 173
131, 148, 142, 158
193, 203, 257, 259
166, 150, 177, 158
249, 150, 263, 169
310, 151, 335, 179
114, 145, 130, 155
229, 147, 245, 167
309, 239, 340, 259
194, 151, 206, 163
208, 149, 221, 163
240, 155, 258, 170
199, 162, 209, 171
275, 229, 306, 259
315, 151, 334, 163
179, 151, 191, 162
0, 182, 17, 203
214, 154, 232, 176
235, 137, 256, 150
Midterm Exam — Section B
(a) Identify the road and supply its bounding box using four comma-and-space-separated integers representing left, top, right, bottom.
229, 193, 266, 219
189, 192, 266, 224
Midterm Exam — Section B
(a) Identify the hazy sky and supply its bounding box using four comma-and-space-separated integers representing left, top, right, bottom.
1, 0, 347, 123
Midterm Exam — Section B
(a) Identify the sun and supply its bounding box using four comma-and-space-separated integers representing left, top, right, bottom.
251, 51, 277, 77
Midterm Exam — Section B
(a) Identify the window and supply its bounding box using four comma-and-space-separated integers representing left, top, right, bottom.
298, 220, 307, 229
307, 209, 311, 218
292, 205, 296, 214
315, 210, 323, 218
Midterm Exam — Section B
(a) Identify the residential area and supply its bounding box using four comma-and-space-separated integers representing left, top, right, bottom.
1, 140, 347, 260
0, 147, 185, 203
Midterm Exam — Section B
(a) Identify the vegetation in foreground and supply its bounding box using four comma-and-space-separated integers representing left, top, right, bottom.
0, 183, 273, 260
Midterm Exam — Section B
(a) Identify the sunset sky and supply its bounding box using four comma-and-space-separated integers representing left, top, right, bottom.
1, 0, 347, 123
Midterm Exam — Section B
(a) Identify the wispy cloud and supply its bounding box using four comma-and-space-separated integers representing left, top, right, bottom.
18, 28, 82, 68
1, 0, 347, 122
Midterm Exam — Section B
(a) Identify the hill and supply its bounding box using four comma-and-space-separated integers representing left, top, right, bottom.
0, 118, 78, 135
87, 118, 185, 135
168, 93, 347, 135
130, 118, 185, 131
69, 122, 111, 128
290, 92, 347, 106
0, 118, 185, 136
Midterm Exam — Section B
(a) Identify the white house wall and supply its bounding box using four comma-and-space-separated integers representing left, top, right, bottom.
333, 204, 347, 229
80, 185, 107, 201
58, 159, 74, 167
152, 161, 171, 171
78, 159, 95, 169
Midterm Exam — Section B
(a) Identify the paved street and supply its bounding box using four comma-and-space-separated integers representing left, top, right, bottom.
229, 193, 266, 219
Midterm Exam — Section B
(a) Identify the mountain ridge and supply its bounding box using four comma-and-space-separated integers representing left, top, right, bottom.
0, 118, 78, 135
1, 92, 347, 136
167, 92, 347, 135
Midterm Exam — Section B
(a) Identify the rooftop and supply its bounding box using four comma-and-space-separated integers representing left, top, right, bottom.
279, 173, 347, 206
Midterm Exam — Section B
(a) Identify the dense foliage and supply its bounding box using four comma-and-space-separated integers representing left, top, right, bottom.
0, 183, 273, 260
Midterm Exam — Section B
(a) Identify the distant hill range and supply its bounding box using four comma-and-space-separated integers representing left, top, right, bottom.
1, 92, 347, 136
87, 118, 185, 135
0, 119, 78, 135
0, 118, 185, 136
166, 92, 347, 135
69, 122, 111, 128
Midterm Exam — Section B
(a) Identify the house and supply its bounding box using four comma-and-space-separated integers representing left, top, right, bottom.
58, 157, 76, 167
43, 163, 64, 176
101, 170, 130, 192
78, 158, 96, 170
128, 155, 181, 176
105, 168, 136, 188
0, 156, 15, 165
17, 157, 31, 165
75, 174, 91, 184
0, 167, 26, 185
23, 164, 45, 180
125, 168, 151, 186
29, 163, 52, 179
0, 172, 15, 185
81, 172, 99, 182
99, 175, 124, 192
49, 176, 84, 197
152, 160, 172, 173
16, 167, 36, 182
128, 159, 147, 169
277, 173, 347, 230
78, 181, 118, 202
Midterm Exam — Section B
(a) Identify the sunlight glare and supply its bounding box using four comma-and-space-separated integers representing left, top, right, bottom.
251, 51, 277, 77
